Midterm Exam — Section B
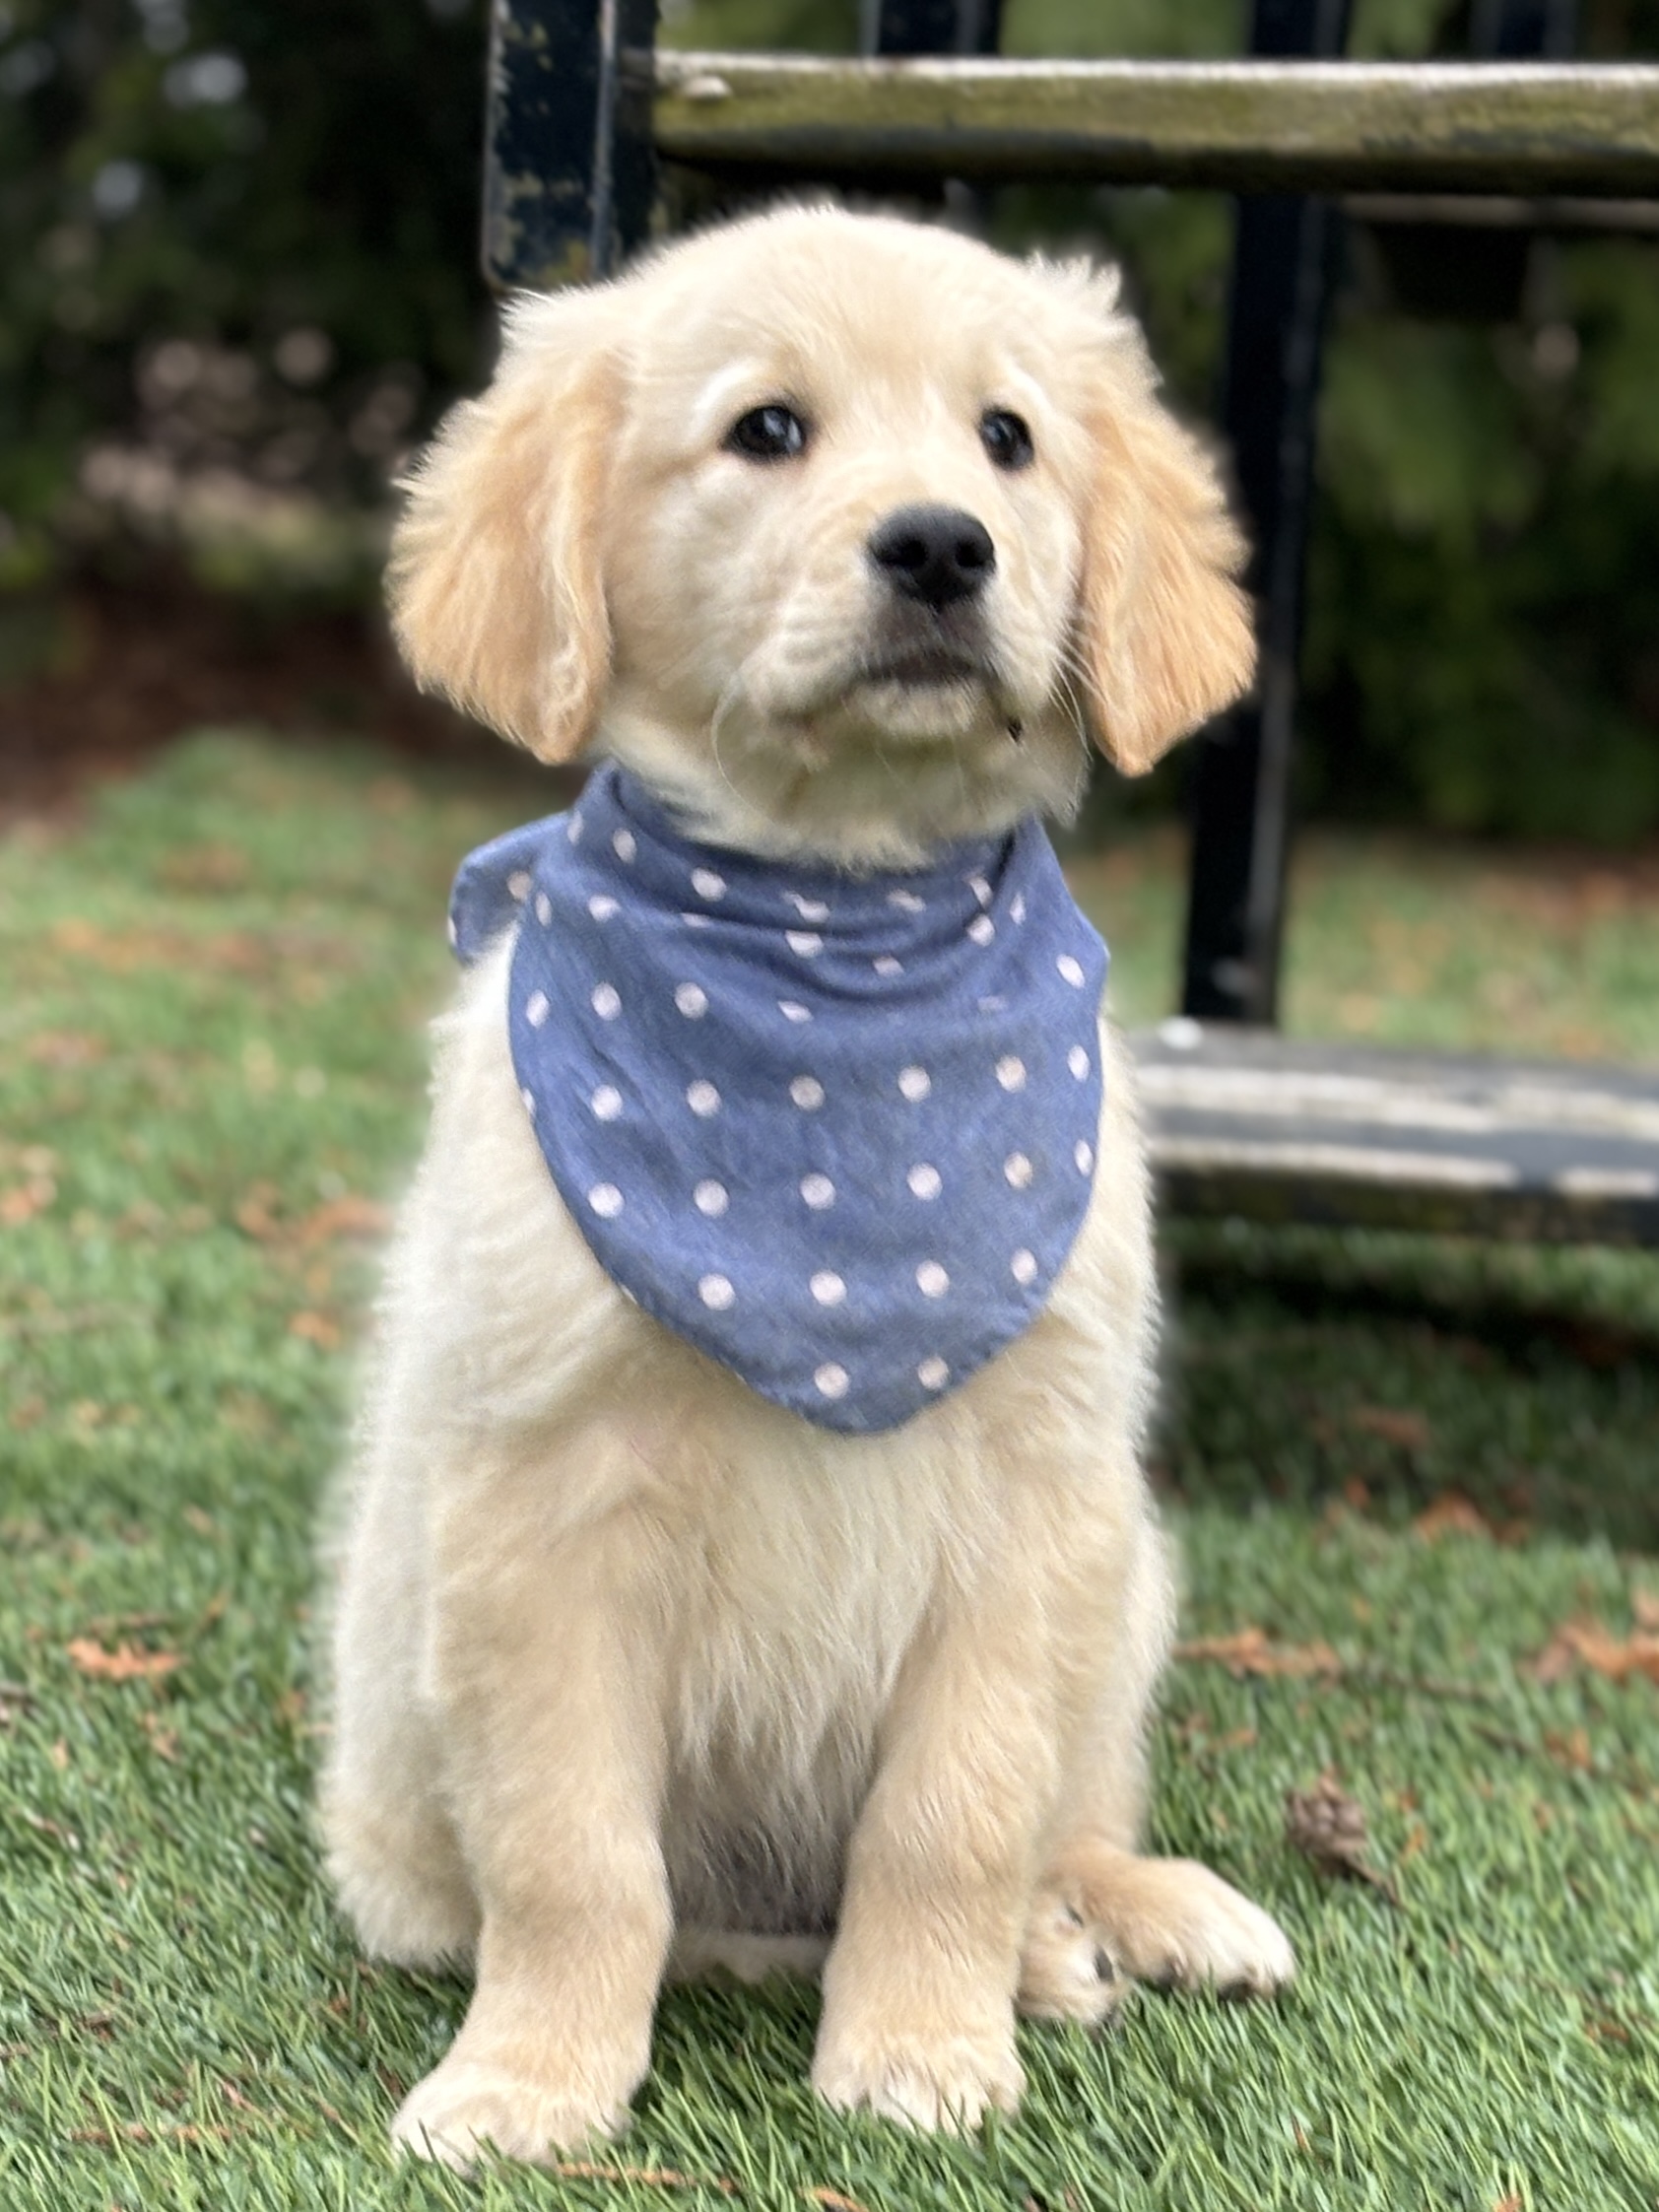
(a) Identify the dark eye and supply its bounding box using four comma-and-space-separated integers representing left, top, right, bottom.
725, 404, 809, 463
980, 408, 1034, 471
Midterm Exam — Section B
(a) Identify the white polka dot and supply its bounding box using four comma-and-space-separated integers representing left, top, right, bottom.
967, 874, 992, 906
507, 869, 531, 903
1004, 1152, 1033, 1189
786, 930, 823, 957
800, 1173, 835, 1209
888, 890, 925, 913
815, 1362, 849, 1400
694, 1178, 728, 1217
588, 1182, 624, 1218
916, 1260, 950, 1299
567, 812, 583, 844
588, 894, 619, 921
1057, 954, 1087, 987
612, 828, 636, 863
966, 914, 995, 947
897, 1065, 931, 1103
591, 1084, 623, 1121
698, 1272, 735, 1310
790, 895, 830, 922
790, 1075, 825, 1110
873, 954, 903, 976
682, 912, 713, 930
535, 892, 552, 926
692, 868, 726, 902
687, 1079, 721, 1116
520, 1086, 537, 1118
996, 1054, 1027, 1092
591, 982, 622, 1020
1075, 1140, 1095, 1174
810, 1270, 846, 1307
1011, 893, 1027, 924
675, 981, 708, 1019
446, 913, 458, 948
978, 994, 1008, 1014
917, 1355, 950, 1390
1011, 1247, 1037, 1285
778, 999, 813, 1023
907, 1163, 942, 1200
525, 990, 550, 1028
1069, 1045, 1090, 1079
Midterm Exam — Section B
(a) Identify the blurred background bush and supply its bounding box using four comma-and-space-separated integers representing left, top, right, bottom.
3, 0, 1658, 838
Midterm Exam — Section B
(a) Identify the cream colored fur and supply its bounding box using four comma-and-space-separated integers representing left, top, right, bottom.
322, 205, 1290, 2171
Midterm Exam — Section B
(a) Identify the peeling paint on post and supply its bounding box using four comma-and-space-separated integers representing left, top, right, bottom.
484, 0, 658, 293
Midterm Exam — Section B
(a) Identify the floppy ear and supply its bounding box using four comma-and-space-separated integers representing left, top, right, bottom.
386, 293, 620, 762
1075, 376, 1256, 776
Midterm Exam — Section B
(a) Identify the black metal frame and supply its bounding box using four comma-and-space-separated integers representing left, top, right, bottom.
1178, 0, 1351, 1026
483, 0, 656, 289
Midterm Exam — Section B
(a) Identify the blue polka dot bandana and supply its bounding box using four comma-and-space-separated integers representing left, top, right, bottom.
449, 763, 1107, 1435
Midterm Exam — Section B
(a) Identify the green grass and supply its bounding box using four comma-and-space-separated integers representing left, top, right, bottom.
4, 730, 1659, 2211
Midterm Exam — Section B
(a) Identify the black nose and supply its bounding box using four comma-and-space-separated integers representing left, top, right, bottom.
867, 504, 996, 610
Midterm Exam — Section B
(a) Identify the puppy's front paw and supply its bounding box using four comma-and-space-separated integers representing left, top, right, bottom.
1017, 1889, 1132, 2026
813, 2022, 1025, 2132
1052, 1848, 1294, 1997
391, 2055, 628, 2172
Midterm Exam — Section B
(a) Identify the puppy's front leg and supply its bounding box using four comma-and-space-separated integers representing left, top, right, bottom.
392, 1499, 674, 2172
813, 1601, 1058, 2132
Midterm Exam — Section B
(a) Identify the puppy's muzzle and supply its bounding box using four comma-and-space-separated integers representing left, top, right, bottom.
868, 504, 995, 611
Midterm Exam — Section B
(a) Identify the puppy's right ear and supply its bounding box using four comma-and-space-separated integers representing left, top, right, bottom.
387, 292, 621, 762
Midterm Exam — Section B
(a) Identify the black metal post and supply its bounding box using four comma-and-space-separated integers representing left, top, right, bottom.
860, 0, 1001, 55
1179, 0, 1351, 1026
483, 0, 657, 292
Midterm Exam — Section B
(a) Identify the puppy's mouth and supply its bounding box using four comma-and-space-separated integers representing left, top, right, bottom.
855, 644, 989, 691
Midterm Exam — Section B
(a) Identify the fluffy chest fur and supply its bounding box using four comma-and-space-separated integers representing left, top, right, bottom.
365, 932, 1157, 1917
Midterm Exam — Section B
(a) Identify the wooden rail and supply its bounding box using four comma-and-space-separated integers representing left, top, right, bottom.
1132, 1026, 1659, 1243
647, 54, 1659, 197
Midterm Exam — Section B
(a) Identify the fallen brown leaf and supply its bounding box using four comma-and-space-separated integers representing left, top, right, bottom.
1412, 1494, 1491, 1543
296, 1194, 392, 1245
549, 2165, 737, 2195
1352, 1405, 1431, 1451
66, 1637, 182, 1683
139, 1711, 179, 1761
1545, 1726, 1594, 1772
1528, 1621, 1659, 1686
0, 1179, 55, 1225
1285, 1775, 1400, 1907
71, 2121, 232, 2147
1175, 1628, 1341, 1680
235, 1184, 282, 1240
807, 2193, 875, 2212
288, 1309, 342, 1350
25, 1028, 104, 1068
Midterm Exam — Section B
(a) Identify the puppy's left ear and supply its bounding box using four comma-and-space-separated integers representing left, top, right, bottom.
1075, 375, 1256, 776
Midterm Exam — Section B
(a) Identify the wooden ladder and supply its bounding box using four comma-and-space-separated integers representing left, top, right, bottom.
481, 0, 1659, 1247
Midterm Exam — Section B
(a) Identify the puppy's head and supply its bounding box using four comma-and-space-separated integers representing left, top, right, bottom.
390, 207, 1253, 861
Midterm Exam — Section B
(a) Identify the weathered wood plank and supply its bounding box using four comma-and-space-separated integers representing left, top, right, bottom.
647, 54, 1659, 197
1130, 1025, 1659, 1244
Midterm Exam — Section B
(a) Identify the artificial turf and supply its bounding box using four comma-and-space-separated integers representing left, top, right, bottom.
2, 730, 1658, 2211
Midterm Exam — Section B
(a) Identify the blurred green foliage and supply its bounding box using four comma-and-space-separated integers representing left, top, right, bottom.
4, 0, 1659, 836
0, 0, 492, 596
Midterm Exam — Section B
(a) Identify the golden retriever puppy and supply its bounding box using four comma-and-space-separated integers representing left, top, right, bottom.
320, 204, 1292, 2170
